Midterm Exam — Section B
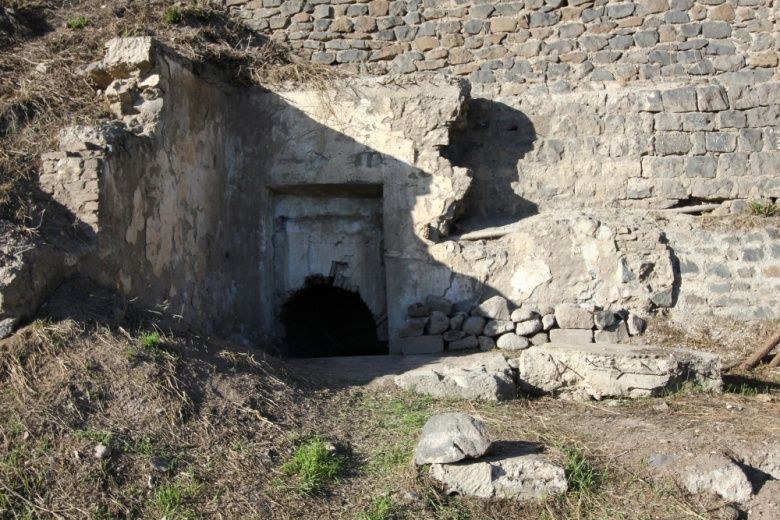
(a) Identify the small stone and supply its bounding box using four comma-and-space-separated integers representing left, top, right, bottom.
425, 295, 453, 315
653, 401, 670, 412
541, 314, 556, 331
443, 330, 466, 343
511, 308, 539, 322
496, 333, 530, 351
593, 311, 617, 330
400, 318, 427, 337
426, 311, 450, 335
554, 304, 594, 329
449, 312, 467, 331
474, 296, 512, 321
626, 313, 646, 335
515, 319, 543, 337
449, 335, 479, 351
594, 321, 630, 344
93, 444, 109, 459
483, 320, 515, 336
462, 316, 487, 336
478, 336, 496, 351
682, 454, 753, 503
529, 332, 549, 346
408, 303, 430, 318
150, 456, 169, 472
414, 413, 491, 465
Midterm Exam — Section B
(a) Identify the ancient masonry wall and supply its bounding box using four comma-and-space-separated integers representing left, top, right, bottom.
226, 0, 780, 214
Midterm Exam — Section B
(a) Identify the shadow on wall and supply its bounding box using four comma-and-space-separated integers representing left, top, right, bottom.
35, 50, 542, 358
445, 99, 538, 233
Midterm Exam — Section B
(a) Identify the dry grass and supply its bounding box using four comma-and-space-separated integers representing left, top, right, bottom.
1, 279, 777, 518
0, 0, 338, 228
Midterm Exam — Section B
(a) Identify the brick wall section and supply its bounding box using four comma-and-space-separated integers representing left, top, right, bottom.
503, 81, 780, 213
666, 221, 780, 320
224, 0, 779, 88
40, 151, 102, 231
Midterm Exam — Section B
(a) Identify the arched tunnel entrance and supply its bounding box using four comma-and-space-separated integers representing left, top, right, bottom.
280, 276, 387, 358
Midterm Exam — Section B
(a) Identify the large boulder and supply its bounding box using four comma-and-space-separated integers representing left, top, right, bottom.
414, 413, 490, 465
429, 442, 567, 500
515, 343, 722, 400
394, 351, 515, 401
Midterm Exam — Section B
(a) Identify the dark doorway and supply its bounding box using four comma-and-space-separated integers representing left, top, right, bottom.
280, 276, 386, 358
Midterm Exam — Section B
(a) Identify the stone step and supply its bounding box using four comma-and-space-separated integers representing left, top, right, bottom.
512, 343, 722, 400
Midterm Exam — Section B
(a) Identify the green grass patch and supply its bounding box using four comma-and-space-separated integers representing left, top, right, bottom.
73, 428, 113, 447
563, 445, 600, 495
356, 495, 400, 520
367, 443, 411, 474
139, 331, 161, 350
749, 200, 778, 217
281, 437, 343, 494
163, 6, 182, 25
66, 16, 89, 29
152, 471, 201, 519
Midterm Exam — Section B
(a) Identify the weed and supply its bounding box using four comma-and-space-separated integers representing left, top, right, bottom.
152, 471, 201, 519
749, 200, 778, 217
65, 15, 89, 29
367, 443, 411, 474
139, 331, 161, 350
73, 429, 113, 447
356, 495, 399, 520
564, 446, 600, 495
163, 6, 182, 25
281, 437, 343, 494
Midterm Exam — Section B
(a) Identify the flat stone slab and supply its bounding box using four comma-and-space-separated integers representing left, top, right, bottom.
429, 441, 567, 500
394, 352, 515, 401
515, 343, 722, 400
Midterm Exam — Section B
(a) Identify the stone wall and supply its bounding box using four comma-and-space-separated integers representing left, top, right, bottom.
227, 0, 778, 87
37, 34, 780, 354
665, 218, 780, 320
222, 0, 780, 225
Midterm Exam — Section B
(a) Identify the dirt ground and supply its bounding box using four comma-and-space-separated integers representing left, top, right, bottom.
1, 281, 779, 519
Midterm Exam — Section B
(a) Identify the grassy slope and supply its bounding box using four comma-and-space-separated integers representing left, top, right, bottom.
0, 0, 327, 228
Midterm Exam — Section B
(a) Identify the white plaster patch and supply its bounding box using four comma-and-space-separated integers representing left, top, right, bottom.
511, 259, 552, 301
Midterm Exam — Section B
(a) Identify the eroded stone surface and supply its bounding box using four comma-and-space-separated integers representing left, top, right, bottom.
515, 343, 722, 400
429, 442, 567, 500
414, 413, 490, 465
682, 454, 753, 503
394, 352, 515, 401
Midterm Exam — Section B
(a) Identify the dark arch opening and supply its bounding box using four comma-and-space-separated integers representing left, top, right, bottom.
280, 277, 386, 358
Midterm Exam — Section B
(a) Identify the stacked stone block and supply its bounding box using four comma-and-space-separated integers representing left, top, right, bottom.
398, 294, 646, 354
226, 0, 778, 88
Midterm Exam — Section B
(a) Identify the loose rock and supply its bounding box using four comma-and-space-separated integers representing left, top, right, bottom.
449, 335, 479, 351
474, 296, 512, 321
426, 310, 450, 335
554, 303, 594, 329
496, 333, 530, 351
414, 412, 491, 465
483, 319, 515, 336
515, 319, 543, 337
682, 454, 753, 503
462, 315, 486, 336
